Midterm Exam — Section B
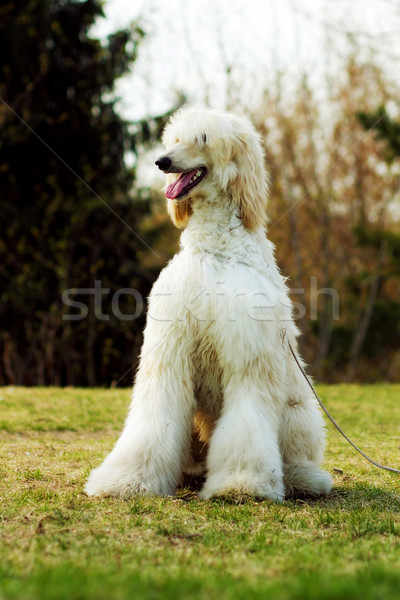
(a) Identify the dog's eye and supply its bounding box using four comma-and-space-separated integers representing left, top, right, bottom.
202, 133, 207, 143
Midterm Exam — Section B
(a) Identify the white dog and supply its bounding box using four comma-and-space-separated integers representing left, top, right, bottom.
85, 107, 333, 501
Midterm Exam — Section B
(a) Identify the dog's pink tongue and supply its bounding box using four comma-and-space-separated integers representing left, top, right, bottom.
165, 170, 197, 199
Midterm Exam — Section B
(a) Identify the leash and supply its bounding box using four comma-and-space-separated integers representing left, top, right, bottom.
288, 341, 400, 475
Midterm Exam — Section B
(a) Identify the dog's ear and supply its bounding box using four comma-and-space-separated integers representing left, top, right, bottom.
208, 138, 239, 189
167, 198, 192, 229
231, 126, 269, 230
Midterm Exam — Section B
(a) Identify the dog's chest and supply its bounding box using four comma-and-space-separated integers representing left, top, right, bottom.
191, 333, 224, 415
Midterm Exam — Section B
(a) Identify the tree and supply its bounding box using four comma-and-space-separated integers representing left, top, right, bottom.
0, 0, 170, 386
251, 57, 400, 382
347, 107, 400, 380
358, 107, 400, 161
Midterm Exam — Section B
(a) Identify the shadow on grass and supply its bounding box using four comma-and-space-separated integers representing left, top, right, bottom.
176, 477, 400, 513
287, 483, 400, 512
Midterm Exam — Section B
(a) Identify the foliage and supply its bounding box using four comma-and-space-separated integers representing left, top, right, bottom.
358, 106, 400, 162
1, 4, 399, 386
351, 105, 400, 375
1, 385, 400, 599
0, 0, 172, 385
253, 59, 400, 382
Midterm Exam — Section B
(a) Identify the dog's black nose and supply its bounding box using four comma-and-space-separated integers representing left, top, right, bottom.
155, 156, 172, 172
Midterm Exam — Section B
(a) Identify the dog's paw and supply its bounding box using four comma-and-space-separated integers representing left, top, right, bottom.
85, 469, 148, 499
199, 470, 285, 502
284, 464, 333, 497
84, 464, 173, 499
182, 454, 206, 477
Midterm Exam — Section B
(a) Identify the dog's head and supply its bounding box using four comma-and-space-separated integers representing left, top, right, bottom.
156, 107, 269, 229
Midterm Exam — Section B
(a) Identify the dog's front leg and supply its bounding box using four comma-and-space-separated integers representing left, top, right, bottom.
85, 329, 195, 499
199, 374, 285, 501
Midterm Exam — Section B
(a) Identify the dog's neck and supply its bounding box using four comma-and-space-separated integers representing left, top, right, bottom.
180, 194, 268, 265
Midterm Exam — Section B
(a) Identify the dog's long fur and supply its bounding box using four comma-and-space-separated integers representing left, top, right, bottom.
85, 107, 332, 501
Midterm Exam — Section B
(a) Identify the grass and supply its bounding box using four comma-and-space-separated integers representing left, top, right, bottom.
1, 384, 400, 599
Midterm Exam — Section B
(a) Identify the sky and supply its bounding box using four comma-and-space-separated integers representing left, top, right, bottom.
92, 0, 400, 121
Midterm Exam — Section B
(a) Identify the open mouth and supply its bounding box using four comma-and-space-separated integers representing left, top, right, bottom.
165, 167, 207, 200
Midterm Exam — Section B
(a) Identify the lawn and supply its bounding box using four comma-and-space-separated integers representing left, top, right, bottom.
1, 385, 400, 600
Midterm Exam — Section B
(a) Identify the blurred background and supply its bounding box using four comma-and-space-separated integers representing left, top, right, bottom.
1, 0, 399, 387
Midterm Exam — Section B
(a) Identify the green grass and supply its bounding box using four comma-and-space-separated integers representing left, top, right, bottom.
1, 385, 400, 600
